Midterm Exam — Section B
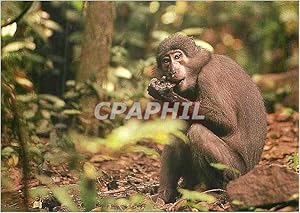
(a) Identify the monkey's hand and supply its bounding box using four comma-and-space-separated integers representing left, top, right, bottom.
147, 78, 176, 101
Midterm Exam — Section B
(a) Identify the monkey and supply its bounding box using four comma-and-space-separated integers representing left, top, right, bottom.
147, 34, 267, 203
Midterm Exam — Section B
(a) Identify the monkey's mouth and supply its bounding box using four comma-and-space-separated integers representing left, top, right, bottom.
175, 78, 185, 86
178, 78, 184, 85
169, 78, 184, 85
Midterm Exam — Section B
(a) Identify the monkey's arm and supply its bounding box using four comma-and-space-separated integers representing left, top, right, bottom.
148, 78, 190, 103
147, 78, 180, 102
147, 78, 234, 135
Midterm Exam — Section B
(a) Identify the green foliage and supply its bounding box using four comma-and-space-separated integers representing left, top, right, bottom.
51, 186, 79, 212
178, 188, 216, 211
80, 176, 97, 211
97, 194, 158, 211
278, 107, 295, 118
179, 188, 216, 203
1, 2, 60, 75
1, 147, 19, 167
126, 145, 159, 157
38, 94, 66, 110
113, 1, 298, 74
102, 119, 185, 149
31, 182, 158, 211
69, 118, 187, 154
29, 176, 80, 211
287, 153, 299, 172
210, 163, 241, 175
29, 186, 51, 198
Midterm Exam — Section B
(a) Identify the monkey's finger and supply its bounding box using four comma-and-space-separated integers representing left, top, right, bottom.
149, 77, 159, 85
147, 86, 160, 97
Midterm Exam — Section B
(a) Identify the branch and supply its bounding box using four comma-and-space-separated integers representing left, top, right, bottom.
1, 2, 33, 28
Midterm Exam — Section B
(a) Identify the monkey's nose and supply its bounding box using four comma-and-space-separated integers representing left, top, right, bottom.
170, 68, 177, 75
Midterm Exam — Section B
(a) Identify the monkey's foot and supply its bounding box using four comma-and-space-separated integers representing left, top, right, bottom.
158, 187, 179, 203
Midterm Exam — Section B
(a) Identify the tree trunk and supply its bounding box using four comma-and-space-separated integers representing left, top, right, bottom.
77, 2, 114, 136
77, 1, 114, 85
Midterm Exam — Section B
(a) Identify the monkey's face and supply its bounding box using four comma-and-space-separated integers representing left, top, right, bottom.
159, 49, 196, 93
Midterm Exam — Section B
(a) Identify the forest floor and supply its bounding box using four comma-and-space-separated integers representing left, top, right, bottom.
1, 109, 299, 211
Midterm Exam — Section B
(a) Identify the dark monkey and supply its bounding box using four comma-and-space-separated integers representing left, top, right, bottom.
147, 34, 267, 203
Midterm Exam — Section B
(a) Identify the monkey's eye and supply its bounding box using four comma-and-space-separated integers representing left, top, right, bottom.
174, 52, 182, 60
162, 58, 170, 64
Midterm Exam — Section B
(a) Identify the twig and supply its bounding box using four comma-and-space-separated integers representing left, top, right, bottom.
170, 198, 185, 210
201, 189, 226, 194
13, 103, 30, 211
102, 186, 133, 195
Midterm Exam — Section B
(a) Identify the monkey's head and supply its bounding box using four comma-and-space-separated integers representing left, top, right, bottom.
156, 34, 211, 94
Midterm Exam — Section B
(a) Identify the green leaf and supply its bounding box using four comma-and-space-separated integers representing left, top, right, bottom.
80, 176, 97, 211
28, 146, 42, 158
187, 201, 208, 211
69, 119, 187, 154
129, 194, 144, 204
194, 39, 214, 52
288, 153, 299, 172
83, 162, 98, 180
231, 199, 244, 206
113, 66, 132, 79
15, 76, 33, 89
66, 80, 76, 87
279, 107, 294, 117
210, 163, 241, 175
29, 184, 79, 200
63, 109, 82, 115
23, 110, 36, 120
178, 188, 216, 203
126, 145, 159, 157
29, 186, 50, 198
2, 40, 36, 54
115, 198, 130, 206
39, 94, 66, 109
16, 94, 37, 103
126, 31, 146, 48
71, 1, 83, 11
43, 20, 62, 32
50, 186, 79, 212
152, 30, 170, 42
1, 147, 16, 157
181, 27, 204, 36
171, 131, 189, 144
143, 203, 160, 211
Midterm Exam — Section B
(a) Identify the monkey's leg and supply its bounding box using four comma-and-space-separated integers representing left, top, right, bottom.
158, 136, 192, 203
188, 124, 246, 189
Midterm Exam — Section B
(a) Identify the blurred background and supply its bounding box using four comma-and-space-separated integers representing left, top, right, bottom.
1, 1, 299, 211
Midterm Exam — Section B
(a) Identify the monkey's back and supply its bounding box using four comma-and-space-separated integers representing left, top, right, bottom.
198, 54, 267, 171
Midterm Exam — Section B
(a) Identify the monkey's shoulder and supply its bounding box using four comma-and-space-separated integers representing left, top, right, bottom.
198, 53, 263, 104
200, 54, 253, 83
208, 54, 244, 72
